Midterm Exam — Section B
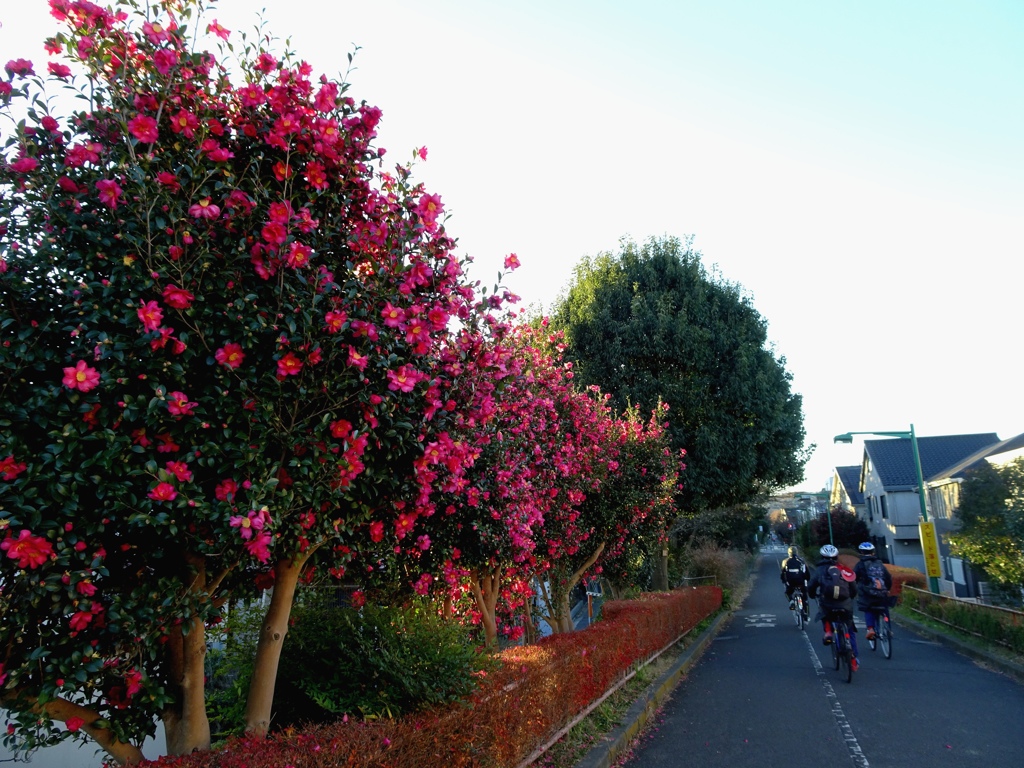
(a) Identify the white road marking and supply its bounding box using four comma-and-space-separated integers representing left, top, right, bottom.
802, 630, 870, 767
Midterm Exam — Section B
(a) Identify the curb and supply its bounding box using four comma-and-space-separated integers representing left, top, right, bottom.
573, 609, 731, 768
894, 611, 1024, 684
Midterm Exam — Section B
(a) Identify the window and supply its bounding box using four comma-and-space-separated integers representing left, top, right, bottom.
880, 495, 889, 520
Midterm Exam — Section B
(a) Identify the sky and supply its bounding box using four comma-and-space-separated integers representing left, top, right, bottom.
3, 0, 1022, 495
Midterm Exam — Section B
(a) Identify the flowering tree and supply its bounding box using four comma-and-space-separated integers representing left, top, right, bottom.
0, 0, 509, 762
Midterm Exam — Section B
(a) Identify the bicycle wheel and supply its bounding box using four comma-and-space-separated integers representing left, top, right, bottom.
880, 614, 892, 659
867, 612, 877, 651
840, 629, 853, 683
831, 632, 839, 670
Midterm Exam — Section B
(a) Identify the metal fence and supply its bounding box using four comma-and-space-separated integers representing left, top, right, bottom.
902, 585, 1024, 652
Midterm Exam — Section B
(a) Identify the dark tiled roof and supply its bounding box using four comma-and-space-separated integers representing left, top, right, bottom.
865, 433, 1000, 490
836, 465, 865, 505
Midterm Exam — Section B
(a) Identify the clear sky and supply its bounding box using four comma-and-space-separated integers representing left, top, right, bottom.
4, 0, 1022, 494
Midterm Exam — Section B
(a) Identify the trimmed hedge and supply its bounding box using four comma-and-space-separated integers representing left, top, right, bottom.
145, 586, 722, 768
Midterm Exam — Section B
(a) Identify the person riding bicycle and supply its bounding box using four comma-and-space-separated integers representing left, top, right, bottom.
854, 541, 893, 641
808, 544, 859, 668
780, 546, 809, 611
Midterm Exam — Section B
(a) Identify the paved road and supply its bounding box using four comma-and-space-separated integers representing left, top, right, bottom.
623, 549, 1024, 767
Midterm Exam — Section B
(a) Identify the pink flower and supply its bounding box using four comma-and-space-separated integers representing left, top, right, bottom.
206, 20, 231, 40
386, 364, 421, 393
381, 302, 404, 328
285, 241, 311, 269
4, 58, 34, 78
9, 157, 39, 173
162, 284, 194, 309
189, 198, 221, 220
95, 178, 123, 209
504, 253, 521, 270
137, 301, 163, 332
1, 529, 54, 569
48, 61, 72, 79
215, 343, 245, 369
152, 48, 179, 76
0, 455, 28, 481
165, 461, 192, 482
62, 360, 100, 392
416, 146, 428, 161
304, 162, 328, 191
324, 310, 347, 333
128, 115, 159, 144
330, 419, 352, 439
276, 352, 303, 377
244, 531, 272, 563
142, 21, 173, 44
347, 346, 368, 371
166, 391, 196, 417
415, 193, 443, 226
169, 109, 199, 138
65, 716, 85, 733
148, 482, 177, 502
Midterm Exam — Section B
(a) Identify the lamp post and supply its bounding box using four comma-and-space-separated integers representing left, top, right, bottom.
833, 424, 941, 594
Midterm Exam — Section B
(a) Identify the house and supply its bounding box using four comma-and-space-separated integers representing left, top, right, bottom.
842, 432, 1007, 597
829, 465, 867, 529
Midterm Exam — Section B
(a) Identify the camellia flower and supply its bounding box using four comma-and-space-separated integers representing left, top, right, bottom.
207, 20, 231, 41
188, 198, 221, 220
215, 478, 239, 501
276, 352, 303, 377
162, 284, 194, 309
165, 461, 192, 482
62, 360, 101, 392
148, 482, 177, 502
169, 109, 199, 138
415, 193, 443, 227
128, 114, 159, 143
137, 300, 163, 332
156, 171, 181, 192
166, 391, 196, 417
65, 717, 85, 733
95, 178, 123, 209
4, 58, 34, 78
48, 61, 72, 78
215, 342, 245, 369
504, 253, 521, 270
0, 455, 28, 481
324, 310, 347, 332
9, 156, 38, 173
1, 529, 54, 569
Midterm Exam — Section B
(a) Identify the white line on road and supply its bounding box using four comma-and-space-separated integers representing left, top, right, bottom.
802, 630, 870, 767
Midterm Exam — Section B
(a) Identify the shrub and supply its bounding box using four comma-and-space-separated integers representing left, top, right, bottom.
673, 540, 748, 591
275, 597, 493, 723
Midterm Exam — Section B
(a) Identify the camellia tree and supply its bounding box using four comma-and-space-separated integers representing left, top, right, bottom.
0, 0, 513, 763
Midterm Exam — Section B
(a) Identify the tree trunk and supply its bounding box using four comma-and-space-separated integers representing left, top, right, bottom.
244, 554, 308, 737
162, 614, 211, 755
469, 568, 501, 649
547, 542, 605, 634
652, 546, 670, 591
39, 698, 145, 765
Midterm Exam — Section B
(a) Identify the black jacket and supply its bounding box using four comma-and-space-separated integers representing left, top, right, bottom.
854, 555, 893, 609
808, 559, 857, 613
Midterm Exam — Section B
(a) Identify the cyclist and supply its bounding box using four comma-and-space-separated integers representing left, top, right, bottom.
808, 544, 859, 669
854, 542, 893, 641
780, 546, 809, 612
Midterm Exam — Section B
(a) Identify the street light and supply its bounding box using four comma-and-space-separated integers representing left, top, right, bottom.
833, 424, 941, 594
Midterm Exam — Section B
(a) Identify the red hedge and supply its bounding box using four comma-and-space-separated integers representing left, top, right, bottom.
146, 586, 722, 768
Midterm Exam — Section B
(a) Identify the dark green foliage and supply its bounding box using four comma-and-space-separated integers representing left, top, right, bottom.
276, 597, 493, 722
547, 235, 809, 525
808, 506, 869, 549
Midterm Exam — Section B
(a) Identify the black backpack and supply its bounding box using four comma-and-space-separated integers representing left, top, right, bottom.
783, 557, 805, 583
863, 559, 889, 598
820, 563, 851, 601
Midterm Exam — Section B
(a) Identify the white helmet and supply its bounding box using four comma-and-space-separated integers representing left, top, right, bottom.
819, 544, 839, 559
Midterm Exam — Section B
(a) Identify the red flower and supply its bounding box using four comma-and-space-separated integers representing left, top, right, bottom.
169, 109, 199, 138
415, 193, 443, 227
324, 310, 347, 332
285, 241, 311, 269
0, 455, 28, 481
215, 479, 239, 501
148, 482, 177, 502
207, 20, 231, 40
156, 171, 180, 192
9, 156, 39, 173
1, 529, 54, 569
65, 716, 86, 733
128, 115, 159, 144
95, 178, 123, 209
165, 461, 192, 482
369, 520, 384, 543
215, 342, 245, 369
137, 301, 163, 332
162, 284, 194, 309
62, 360, 100, 392
48, 62, 72, 79
4, 58, 34, 78
276, 352, 303, 377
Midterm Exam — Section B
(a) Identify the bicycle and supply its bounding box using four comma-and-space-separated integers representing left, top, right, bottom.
824, 608, 856, 683
865, 595, 897, 659
790, 590, 809, 630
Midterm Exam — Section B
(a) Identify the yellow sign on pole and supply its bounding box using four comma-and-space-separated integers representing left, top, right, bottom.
919, 521, 942, 578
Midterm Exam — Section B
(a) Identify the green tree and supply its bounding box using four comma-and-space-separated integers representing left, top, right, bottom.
548, 235, 809, 530
947, 458, 1024, 593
